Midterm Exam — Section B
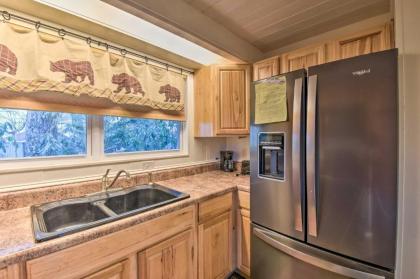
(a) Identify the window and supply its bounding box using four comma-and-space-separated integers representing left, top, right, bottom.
104, 116, 181, 154
0, 109, 184, 162
0, 109, 87, 159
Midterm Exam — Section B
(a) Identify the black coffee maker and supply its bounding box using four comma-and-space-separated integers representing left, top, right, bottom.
220, 151, 234, 172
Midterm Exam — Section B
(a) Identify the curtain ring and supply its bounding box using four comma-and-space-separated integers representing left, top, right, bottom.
2, 11, 11, 21
120, 49, 127, 56
145, 57, 148, 64
86, 37, 92, 47
165, 64, 169, 71
35, 21, 41, 31
58, 28, 66, 38
104, 43, 109, 51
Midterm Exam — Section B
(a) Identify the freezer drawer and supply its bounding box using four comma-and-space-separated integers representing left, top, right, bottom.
251, 224, 394, 279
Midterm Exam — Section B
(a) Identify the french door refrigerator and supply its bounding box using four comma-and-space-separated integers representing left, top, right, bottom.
250, 49, 398, 279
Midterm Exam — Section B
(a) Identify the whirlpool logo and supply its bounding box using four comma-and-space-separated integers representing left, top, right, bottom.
352, 68, 371, 76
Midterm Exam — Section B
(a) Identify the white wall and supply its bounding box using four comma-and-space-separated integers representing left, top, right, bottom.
0, 76, 227, 191
226, 137, 250, 162
394, 0, 420, 277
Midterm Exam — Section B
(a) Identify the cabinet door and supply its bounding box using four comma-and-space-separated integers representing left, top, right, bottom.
237, 209, 251, 276
83, 260, 130, 279
198, 211, 232, 279
172, 233, 193, 279
333, 22, 394, 60
253, 56, 280, 81
216, 65, 250, 135
281, 45, 326, 73
139, 230, 194, 279
0, 264, 25, 279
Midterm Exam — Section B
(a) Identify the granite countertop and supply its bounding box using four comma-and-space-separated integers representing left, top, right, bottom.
0, 171, 249, 268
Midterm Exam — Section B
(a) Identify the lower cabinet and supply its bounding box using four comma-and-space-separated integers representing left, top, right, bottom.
198, 193, 233, 279
237, 209, 251, 276
83, 260, 130, 279
19, 193, 247, 279
0, 264, 25, 279
138, 229, 194, 279
237, 191, 251, 277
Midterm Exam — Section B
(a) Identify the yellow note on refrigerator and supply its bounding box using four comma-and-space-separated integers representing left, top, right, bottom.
254, 76, 287, 124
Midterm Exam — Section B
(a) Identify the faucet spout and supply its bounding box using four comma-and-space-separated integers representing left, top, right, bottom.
102, 169, 131, 192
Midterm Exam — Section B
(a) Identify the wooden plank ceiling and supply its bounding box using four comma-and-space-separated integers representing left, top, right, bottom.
182, 0, 390, 52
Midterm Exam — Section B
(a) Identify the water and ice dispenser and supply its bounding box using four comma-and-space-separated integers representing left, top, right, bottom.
258, 133, 285, 180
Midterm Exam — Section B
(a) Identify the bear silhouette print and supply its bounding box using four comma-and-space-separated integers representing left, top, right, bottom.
50, 59, 94, 85
159, 84, 180, 103
0, 44, 17, 75
112, 73, 145, 96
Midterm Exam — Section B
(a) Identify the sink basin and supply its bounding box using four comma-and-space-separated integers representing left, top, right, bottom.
42, 202, 109, 232
105, 186, 183, 215
32, 184, 189, 242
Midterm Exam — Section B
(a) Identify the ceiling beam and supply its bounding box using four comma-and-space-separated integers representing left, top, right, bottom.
103, 0, 264, 63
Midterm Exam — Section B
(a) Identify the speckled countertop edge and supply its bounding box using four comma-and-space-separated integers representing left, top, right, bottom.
0, 171, 249, 268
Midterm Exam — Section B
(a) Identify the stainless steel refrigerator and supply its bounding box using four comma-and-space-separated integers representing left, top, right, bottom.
250, 49, 398, 279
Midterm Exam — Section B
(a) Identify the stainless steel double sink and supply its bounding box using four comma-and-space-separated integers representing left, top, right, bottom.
31, 184, 189, 242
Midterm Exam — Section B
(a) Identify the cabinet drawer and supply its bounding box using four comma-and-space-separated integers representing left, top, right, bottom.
83, 260, 129, 279
199, 193, 232, 223
238, 191, 250, 210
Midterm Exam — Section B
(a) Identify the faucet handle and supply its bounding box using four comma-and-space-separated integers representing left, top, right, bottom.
104, 168, 111, 177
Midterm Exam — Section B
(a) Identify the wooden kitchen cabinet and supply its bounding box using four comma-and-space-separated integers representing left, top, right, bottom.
252, 56, 280, 81
26, 206, 194, 279
138, 229, 194, 279
198, 193, 233, 279
236, 191, 251, 276
253, 21, 394, 74
281, 44, 326, 73
83, 260, 130, 279
331, 22, 394, 61
0, 264, 25, 279
194, 64, 250, 137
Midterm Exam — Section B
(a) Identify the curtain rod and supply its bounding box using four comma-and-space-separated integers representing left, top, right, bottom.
0, 10, 194, 75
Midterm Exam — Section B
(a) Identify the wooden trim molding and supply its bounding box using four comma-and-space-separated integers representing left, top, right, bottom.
0, 93, 185, 121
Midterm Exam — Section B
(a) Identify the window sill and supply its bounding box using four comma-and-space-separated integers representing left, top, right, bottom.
0, 150, 189, 175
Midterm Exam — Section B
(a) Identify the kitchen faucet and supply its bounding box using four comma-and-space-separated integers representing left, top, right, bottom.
102, 169, 131, 192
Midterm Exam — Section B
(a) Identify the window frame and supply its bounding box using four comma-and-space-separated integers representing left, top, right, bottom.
0, 110, 91, 162
0, 113, 188, 172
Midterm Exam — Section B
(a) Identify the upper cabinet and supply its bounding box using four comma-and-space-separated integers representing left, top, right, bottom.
331, 22, 394, 61
252, 56, 280, 81
194, 64, 250, 137
281, 44, 326, 73
253, 21, 394, 74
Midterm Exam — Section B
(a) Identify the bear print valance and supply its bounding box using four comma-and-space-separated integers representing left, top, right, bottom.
0, 22, 187, 120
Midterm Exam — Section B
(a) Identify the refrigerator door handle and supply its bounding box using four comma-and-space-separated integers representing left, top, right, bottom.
253, 227, 386, 279
307, 74, 318, 237
292, 77, 304, 232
